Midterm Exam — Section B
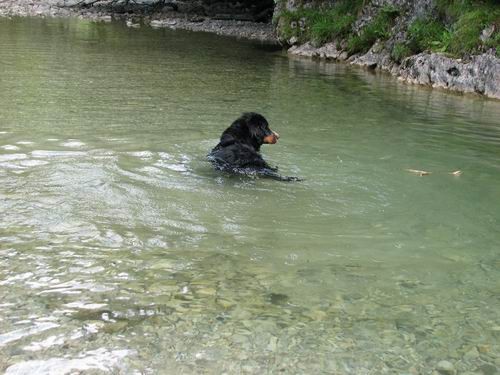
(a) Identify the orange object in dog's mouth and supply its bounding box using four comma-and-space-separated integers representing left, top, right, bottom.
263, 131, 280, 144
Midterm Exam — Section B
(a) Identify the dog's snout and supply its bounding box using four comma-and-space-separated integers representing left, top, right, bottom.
273, 131, 280, 139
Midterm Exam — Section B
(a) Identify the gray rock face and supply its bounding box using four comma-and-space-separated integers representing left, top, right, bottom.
349, 42, 396, 71
399, 52, 500, 99
0, 0, 275, 22
288, 41, 348, 61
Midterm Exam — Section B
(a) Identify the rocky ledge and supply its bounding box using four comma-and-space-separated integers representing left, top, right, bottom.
399, 52, 500, 99
289, 42, 500, 100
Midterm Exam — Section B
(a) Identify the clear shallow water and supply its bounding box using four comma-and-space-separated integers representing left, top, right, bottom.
1, 17, 500, 374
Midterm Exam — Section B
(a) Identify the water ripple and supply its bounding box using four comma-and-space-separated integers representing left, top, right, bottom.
4, 349, 134, 375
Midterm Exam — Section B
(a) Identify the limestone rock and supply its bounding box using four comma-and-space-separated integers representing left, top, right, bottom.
399, 52, 500, 99
436, 360, 455, 375
289, 42, 347, 61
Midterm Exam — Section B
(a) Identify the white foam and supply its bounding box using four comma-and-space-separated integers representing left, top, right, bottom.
64, 302, 108, 310
19, 160, 50, 167
61, 140, 86, 148
23, 334, 66, 351
5, 348, 134, 375
31, 150, 86, 158
165, 163, 188, 172
128, 151, 154, 158
0, 322, 59, 347
1, 145, 20, 151
0, 153, 27, 161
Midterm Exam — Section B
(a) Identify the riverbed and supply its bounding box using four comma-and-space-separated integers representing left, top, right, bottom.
1, 17, 500, 374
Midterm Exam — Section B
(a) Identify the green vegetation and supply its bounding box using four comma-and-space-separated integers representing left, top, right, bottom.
391, 42, 413, 63
277, 0, 499, 60
407, 18, 449, 52
447, 6, 499, 55
277, 0, 364, 45
396, 0, 500, 58
346, 5, 399, 55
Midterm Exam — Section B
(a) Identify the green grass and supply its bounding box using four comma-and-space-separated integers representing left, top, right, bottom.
435, 0, 475, 20
391, 1, 499, 61
433, 0, 499, 56
485, 32, 500, 57
391, 42, 413, 63
448, 7, 500, 55
310, 11, 357, 45
346, 5, 400, 55
277, 0, 364, 45
407, 18, 449, 52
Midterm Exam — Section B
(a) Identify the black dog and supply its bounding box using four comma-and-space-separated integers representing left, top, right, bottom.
208, 112, 301, 181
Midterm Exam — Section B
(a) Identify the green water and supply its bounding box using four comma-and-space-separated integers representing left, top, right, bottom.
1, 17, 500, 374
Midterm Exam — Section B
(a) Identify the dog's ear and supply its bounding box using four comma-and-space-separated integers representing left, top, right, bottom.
244, 113, 269, 142
248, 122, 265, 140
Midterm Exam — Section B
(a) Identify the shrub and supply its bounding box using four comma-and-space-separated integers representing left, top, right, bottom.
407, 18, 450, 53
310, 11, 357, 44
485, 32, 500, 57
277, 0, 364, 44
434, 0, 500, 56
346, 5, 400, 55
391, 42, 413, 62
447, 8, 500, 55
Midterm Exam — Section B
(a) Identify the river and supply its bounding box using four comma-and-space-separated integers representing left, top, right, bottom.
1, 17, 500, 374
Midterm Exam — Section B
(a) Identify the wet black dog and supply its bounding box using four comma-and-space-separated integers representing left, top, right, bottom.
208, 112, 301, 181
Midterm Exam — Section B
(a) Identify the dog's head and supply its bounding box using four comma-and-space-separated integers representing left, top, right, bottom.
226, 112, 279, 148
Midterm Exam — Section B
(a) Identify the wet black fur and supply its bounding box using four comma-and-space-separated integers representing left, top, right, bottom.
208, 112, 301, 181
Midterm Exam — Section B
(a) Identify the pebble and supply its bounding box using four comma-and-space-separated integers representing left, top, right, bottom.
464, 347, 479, 361
149, 259, 177, 270
478, 345, 491, 354
103, 320, 128, 334
267, 336, 278, 351
148, 282, 178, 294
476, 363, 498, 375
231, 334, 249, 344
491, 326, 500, 336
436, 360, 455, 375
196, 287, 217, 296
126, 20, 140, 28
304, 309, 327, 321
216, 298, 235, 309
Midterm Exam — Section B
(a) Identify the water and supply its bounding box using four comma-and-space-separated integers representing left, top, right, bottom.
1, 17, 500, 374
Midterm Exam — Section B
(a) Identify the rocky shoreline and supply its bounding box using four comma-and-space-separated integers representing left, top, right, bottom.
0, 0, 278, 43
289, 41, 500, 100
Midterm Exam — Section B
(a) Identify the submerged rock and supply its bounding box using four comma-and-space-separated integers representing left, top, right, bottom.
267, 293, 289, 305
476, 363, 498, 375
436, 360, 455, 375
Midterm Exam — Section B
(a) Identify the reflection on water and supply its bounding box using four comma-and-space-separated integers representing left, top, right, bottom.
1, 17, 500, 374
